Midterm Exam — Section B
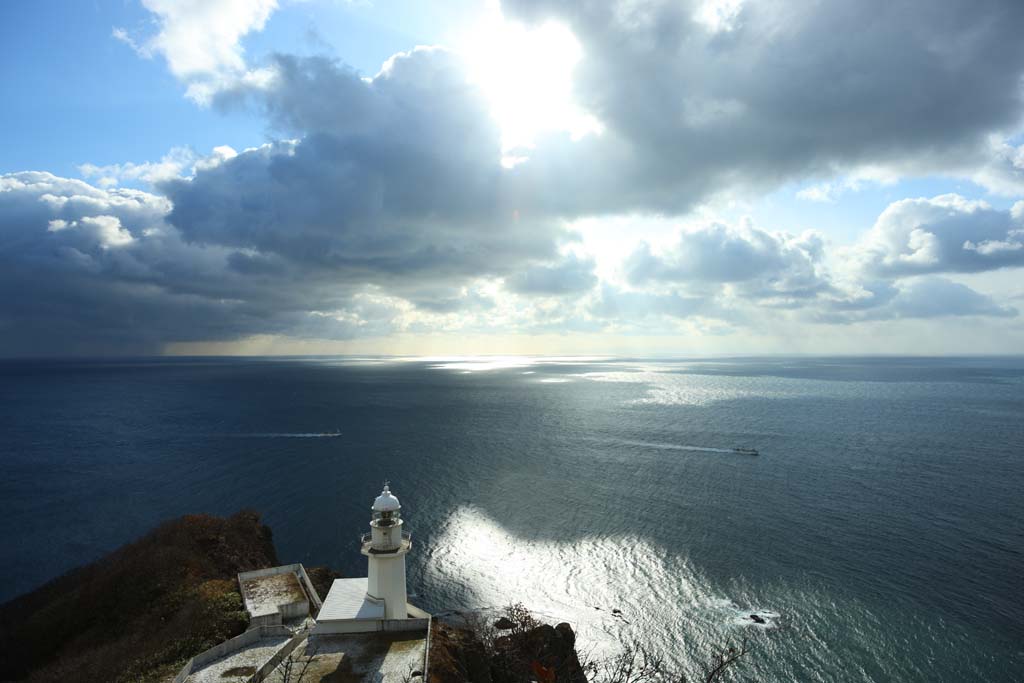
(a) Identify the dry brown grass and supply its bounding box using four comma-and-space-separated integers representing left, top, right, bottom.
0, 510, 278, 683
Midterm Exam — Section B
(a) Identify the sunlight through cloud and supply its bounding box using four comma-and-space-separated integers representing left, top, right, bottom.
458, 3, 602, 153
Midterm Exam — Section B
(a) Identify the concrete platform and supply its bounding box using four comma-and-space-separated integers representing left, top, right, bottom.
185, 634, 291, 683
279, 632, 427, 682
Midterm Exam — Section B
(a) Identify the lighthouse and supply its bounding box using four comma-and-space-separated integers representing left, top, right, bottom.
312, 483, 428, 634
361, 483, 411, 619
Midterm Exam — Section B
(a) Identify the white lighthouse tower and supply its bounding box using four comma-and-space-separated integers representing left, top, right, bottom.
361, 483, 411, 619
313, 483, 428, 634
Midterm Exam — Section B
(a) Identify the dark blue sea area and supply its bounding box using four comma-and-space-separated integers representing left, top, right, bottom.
1, 356, 1022, 681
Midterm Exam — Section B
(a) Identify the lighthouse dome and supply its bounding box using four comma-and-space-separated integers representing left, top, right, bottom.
372, 484, 401, 511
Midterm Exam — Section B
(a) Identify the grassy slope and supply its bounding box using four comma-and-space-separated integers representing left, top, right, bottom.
0, 511, 278, 683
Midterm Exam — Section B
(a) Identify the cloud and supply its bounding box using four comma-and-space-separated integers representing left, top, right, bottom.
79, 147, 200, 188
970, 139, 1024, 197
590, 284, 707, 321
624, 221, 831, 304
164, 49, 572, 291
122, 0, 1024, 213
0, 171, 419, 355
502, 0, 1024, 211
9, 0, 1024, 354
116, 0, 278, 102
820, 277, 1016, 322
853, 194, 1024, 276
505, 253, 597, 295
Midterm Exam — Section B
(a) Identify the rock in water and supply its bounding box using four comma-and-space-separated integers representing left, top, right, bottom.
494, 616, 516, 630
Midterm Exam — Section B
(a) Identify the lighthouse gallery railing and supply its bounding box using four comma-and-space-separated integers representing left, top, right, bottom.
361, 531, 412, 553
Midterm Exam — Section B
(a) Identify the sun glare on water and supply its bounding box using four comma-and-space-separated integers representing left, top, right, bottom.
458, 5, 602, 157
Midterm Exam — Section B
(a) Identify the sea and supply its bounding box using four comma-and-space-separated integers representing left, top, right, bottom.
1, 356, 1022, 682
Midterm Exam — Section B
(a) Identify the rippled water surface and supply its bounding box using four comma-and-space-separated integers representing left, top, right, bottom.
1, 356, 1022, 681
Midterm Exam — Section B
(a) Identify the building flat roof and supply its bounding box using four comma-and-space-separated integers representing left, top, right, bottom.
240, 571, 308, 618
318, 578, 385, 622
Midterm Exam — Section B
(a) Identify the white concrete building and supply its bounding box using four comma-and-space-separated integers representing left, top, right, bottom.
314, 484, 429, 635
237, 564, 322, 628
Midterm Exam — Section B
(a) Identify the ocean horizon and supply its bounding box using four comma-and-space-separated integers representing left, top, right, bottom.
2, 355, 1022, 681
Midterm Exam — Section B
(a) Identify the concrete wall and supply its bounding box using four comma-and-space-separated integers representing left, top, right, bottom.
248, 612, 283, 629
251, 631, 309, 683
294, 564, 324, 610
312, 618, 384, 635
312, 601, 431, 635
312, 617, 428, 635
171, 625, 294, 683
382, 617, 430, 632
407, 604, 431, 619
422, 616, 433, 682
279, 599, 309, 620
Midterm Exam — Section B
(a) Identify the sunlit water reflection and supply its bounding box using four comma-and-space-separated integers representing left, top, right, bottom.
1, 356, 1021, 681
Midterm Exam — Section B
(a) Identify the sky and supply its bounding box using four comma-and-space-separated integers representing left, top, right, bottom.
2, 0, 1024, 357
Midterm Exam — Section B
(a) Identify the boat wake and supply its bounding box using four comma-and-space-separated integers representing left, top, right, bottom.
228, 432, 343, 438
612, 439, 756, 455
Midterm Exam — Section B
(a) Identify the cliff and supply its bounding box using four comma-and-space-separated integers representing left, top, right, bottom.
0, 513, 586, 683
429, 610, 587, 683
0, 511, 278, 683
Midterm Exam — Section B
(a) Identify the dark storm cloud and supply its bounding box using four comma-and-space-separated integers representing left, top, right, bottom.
501, 0, 1024, 212
0, 172, 402, 355
166, 48, 569, 285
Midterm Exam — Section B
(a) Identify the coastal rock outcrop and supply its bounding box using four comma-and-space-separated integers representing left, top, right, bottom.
430, 617, 586, 683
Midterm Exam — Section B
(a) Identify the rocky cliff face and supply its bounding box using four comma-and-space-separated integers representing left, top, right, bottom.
430, 619, 587, 683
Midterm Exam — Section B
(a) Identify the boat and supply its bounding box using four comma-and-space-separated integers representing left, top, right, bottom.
732, 447, 759, 456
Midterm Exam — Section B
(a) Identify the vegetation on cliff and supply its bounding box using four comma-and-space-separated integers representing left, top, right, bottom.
0, 511, 278, 683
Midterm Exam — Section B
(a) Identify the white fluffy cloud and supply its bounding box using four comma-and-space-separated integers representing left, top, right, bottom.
853, 194, 1024, 277
970, 139, 1024, 197
115, 0, 278, 102
79, 147, 199, 188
